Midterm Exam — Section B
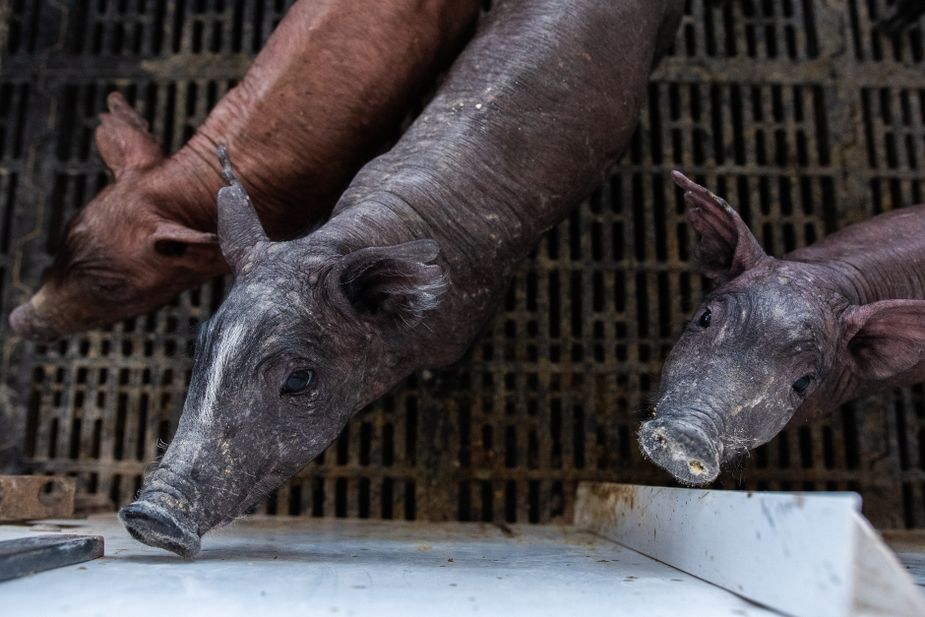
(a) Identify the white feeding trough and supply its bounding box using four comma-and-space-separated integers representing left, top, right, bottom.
1, 485, 921, 616
575, 483, 925, 617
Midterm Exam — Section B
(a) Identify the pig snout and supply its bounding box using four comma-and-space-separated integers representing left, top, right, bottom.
119, 477, 204, 558
638, 416, 723, 485
120, 498, 201, 558
9, 302, 61, 342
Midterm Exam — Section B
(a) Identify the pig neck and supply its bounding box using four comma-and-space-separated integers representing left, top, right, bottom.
787, 205, 925, 410
144, 0, 482, 240
135, 89, 314, 240
311, 0, 682, 367
149, 146, 225, 234
786, 205, 925, 306
312, 189, 526, 369
140, 66, 334, 239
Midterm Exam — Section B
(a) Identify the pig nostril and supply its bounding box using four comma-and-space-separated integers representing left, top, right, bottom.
688, 459, 705, 475
647, 428, 669, 447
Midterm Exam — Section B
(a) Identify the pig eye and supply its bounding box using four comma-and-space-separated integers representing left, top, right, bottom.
281, 369, 314, 395
90, 278, 127, 298
791, 374, 814, 396
697, 308, 712, 328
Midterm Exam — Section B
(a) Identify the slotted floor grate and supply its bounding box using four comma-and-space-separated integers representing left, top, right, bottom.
1, 0, 924, 529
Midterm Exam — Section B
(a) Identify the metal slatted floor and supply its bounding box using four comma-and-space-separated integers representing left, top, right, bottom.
0, 0, 923, 529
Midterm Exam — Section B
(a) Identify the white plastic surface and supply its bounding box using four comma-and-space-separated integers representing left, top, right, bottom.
575, 483, 925, 617
0, 514, 775, 617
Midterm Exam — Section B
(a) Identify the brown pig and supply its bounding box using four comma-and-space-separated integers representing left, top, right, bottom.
9, 0, 481, 341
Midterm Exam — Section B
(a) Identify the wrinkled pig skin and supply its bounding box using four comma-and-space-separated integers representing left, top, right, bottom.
639, 172, 925, 485
9, 0, 481, 342
120, 0, 685, 557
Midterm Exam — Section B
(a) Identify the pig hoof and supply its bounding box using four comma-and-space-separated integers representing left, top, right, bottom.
119, 501, 201, 558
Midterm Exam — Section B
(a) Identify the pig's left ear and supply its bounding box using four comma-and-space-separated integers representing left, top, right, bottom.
96, 92, 164, 177
843, 300, 925, 381
334, 240, 448, 327
152, 221, 220, 273
673, 171, 766, 284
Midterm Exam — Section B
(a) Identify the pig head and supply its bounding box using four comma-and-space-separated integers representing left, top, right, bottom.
10, 93, 222, 341
119, 150, 446, 557
638, 172, 925, 485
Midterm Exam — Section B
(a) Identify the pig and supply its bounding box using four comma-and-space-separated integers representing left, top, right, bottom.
638, 172, 925, 485
9, 0, 481, 341
118, 0, 686, 557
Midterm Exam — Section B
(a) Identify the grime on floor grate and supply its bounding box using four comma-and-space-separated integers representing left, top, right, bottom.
1, 0, 924, 528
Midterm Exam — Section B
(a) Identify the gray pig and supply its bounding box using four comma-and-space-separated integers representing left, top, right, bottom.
639, 172, 925, 485
119, 0, 685, 557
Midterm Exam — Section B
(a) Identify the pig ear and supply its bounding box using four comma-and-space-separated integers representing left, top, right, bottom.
216, 145, 268, 272
335, 240, 448, 327
152, 221, 220, 271
842, 300, 925, 381
673, 171, 766, 283
95, 92, 163, 177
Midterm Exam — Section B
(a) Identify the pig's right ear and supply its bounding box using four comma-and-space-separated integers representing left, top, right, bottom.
673, 171, 766, 284
95, 92, 163, 177
842, 300, 925, 381
152, 221, 220, 273
333, 240, 448, 329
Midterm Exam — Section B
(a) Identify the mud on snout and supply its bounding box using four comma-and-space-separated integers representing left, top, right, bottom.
118, 466, 215, 558
119, 497, 202, 558
638, 416, 725, 485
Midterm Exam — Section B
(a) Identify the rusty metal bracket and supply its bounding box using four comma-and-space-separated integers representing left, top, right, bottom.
0, 476, 76, 522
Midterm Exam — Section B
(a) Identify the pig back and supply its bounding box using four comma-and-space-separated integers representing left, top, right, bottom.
333, 0, 682, 263
323, 0, 682, 366
190, 0, 482, 238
